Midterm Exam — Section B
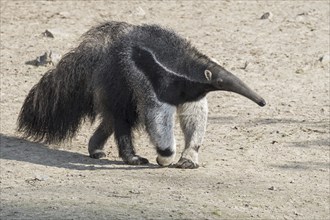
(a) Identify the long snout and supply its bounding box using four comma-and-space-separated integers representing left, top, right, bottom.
223, 75, 266, 107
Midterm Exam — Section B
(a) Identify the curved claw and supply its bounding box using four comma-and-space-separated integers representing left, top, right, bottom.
124, 155, 149, 165
90, 151, 106, 159
170, 157, 199, 169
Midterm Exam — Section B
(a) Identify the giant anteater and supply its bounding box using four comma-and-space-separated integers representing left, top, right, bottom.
18, 21, 266, 168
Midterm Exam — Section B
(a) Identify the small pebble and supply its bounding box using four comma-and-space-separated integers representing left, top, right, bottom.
268, 186, 275, 190
25, 51, 61, 67
295, 68, 304, 74
319, 54, 330, 65
260, 12, 273, 20
297, 12, 308, 16
42, 30, 54, 38
35, 174, 49, 181
240, 61, 249, 70
129, 189, 141, 194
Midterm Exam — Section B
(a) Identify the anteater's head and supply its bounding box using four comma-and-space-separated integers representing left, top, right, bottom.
204, 64, 266, 107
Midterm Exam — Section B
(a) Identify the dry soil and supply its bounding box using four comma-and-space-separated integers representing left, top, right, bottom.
0, 1, 329, 220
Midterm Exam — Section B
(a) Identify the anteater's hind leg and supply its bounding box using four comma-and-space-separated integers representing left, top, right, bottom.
113, 117, 149, 165
174, 97, 208, 169
88, 120, 113, 159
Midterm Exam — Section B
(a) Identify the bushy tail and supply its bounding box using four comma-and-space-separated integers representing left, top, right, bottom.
18, 21, 136, 143
17, 49, 96, 143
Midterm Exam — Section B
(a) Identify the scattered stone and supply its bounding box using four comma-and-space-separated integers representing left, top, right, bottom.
319, 54, 330, 65
271, 140, 278, 144
297, 12, 308, 16
25, 52, 52, 66
48, 206, 59, 210
49, 51, 62, 65
268, 186, 275, 190
239, 61, 249, 70
34, 174, 49, 181
201, 162, 207, 168
42, 29, 54, 38
129, 189, 141, 194
260, 12, 273, 20
25, 175, 48, 185
212, 210, 222, 217
295, 68, 304, 74
25, 51, 61, 67
58, 11, 70, 19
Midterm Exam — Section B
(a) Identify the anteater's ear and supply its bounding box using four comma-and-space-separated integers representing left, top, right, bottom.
204, 70, 212, 81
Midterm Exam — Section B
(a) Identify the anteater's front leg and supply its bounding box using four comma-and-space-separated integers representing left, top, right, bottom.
175, 97, 208, 169
145, 103, 176, 167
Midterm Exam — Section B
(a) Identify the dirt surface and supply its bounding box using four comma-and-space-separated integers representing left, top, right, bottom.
1, 1, 329, 219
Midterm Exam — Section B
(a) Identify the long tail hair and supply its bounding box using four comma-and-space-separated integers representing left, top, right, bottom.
18, 21, 134, 143
17, 44, 97, 143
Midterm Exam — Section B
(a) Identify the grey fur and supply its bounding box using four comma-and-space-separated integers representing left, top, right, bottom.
175, 97, 208, 168
18, 21, 265, 168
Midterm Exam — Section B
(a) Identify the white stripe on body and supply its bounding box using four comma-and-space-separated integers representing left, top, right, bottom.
142, 47, 195, 82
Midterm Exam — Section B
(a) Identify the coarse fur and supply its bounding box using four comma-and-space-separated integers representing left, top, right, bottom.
18, 21, 265, 168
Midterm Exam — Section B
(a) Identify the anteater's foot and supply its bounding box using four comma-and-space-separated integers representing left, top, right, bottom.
170, 157, 199, 169
89, 150, 106, 159
123, 155, 149, 165
156, 154, 176, 167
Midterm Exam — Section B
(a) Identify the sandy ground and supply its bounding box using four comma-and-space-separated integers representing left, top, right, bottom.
0, 1, 329, 219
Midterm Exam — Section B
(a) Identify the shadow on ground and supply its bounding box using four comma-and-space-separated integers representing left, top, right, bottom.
0, 134, 159, 170
270, 160, 330, 171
